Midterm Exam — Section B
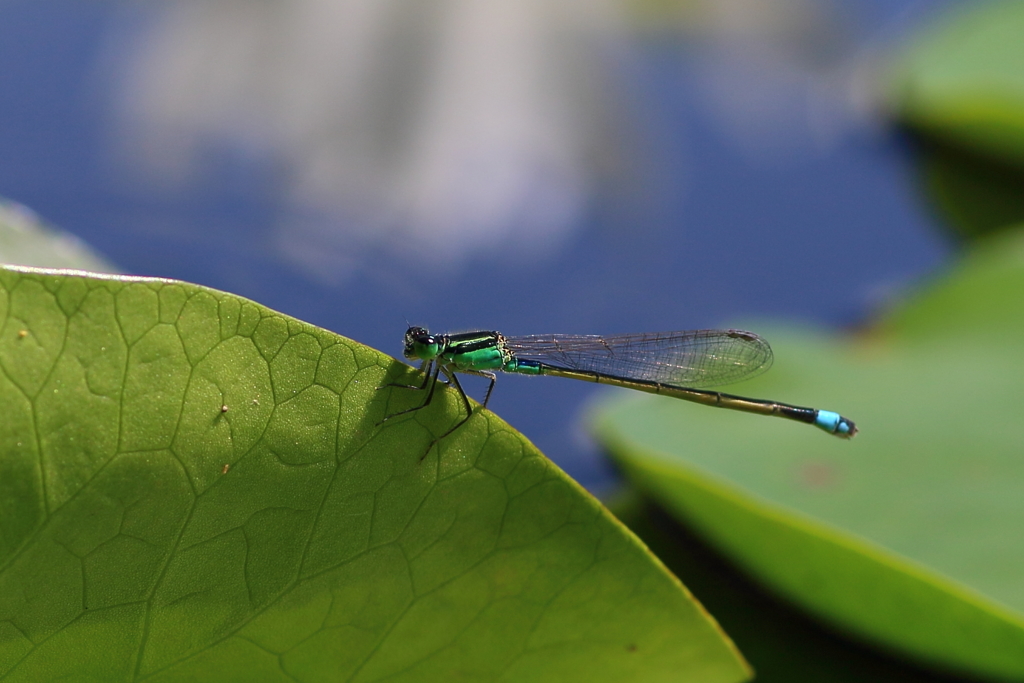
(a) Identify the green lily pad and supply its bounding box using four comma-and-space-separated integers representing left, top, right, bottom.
878, 225, 1024, 341
0, 199, 117, 272
0, 265, 749, 682
886, 0, 1024, 165
594, 233, 1024, 680
607, 490, 975, 683
883, 0, 1024, 239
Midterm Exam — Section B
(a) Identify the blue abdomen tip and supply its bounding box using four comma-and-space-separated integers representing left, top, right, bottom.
815, 410, 842, 432
815, 410, 857, 437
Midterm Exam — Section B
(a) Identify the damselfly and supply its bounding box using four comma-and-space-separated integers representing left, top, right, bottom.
385, 326, 856, 443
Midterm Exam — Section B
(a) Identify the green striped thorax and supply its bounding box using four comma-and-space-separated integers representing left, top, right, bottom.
403, 326, 514, 372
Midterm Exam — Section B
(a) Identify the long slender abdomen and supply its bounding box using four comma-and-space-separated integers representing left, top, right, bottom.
534, 363, 856, 438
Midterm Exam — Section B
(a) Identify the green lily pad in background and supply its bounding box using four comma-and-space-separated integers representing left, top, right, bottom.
0, 266, 750, 682
883, 0, 1024, 239
594, 231, 1024, 680
878, 225, 1024, 342
885, 0, 1024, 165
607, 490, 978, 683
0, 199, 117, 273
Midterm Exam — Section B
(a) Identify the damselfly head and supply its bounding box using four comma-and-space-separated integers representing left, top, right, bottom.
404, 326, 440, 361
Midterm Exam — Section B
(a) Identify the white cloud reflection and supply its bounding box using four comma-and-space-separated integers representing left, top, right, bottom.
101, 0, 876, 285
106, 0, 621, 283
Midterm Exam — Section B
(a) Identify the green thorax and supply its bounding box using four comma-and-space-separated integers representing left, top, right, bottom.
403, 327, 514, 372
442, 330, 512, 371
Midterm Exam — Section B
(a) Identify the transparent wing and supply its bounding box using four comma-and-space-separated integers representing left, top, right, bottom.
505, 330, 773, 388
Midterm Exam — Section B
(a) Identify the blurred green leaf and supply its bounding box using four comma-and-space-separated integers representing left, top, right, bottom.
607, 490, 977, 683
0, 199, 117, 273
878, 226, 1024, 341
0, 266, 750, 682
886, 0, 1024, 164
884, 0, 1024, 239
594, 234, 1024, 680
